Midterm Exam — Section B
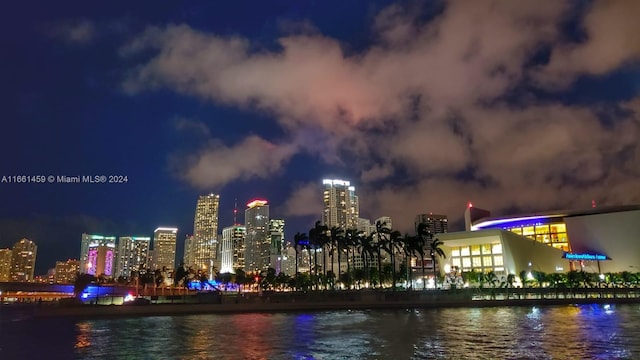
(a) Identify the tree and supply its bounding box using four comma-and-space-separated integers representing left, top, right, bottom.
429, 237, 446, 288
374, 219, 391, 288
358, 234, 376, 288
235, 268, 247, 292
309, 221, 329, 290
74, 273, 96, 299
330, 226, 345, 288
382, 230, 403, 291
415, 223, 430, 290
344, 228, 363, 289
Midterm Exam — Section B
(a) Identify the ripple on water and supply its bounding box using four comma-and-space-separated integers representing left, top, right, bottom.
3, 304, 639, 359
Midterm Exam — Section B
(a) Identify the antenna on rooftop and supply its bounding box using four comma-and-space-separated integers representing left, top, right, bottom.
233, 198, 238, 225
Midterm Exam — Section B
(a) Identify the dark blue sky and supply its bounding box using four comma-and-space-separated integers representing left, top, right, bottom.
1, 1, 639, 273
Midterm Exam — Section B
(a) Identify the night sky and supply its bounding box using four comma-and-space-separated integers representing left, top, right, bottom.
1, 1, 639, 274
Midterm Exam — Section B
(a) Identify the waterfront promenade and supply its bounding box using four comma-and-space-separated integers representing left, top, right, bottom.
26, 287, 640, 319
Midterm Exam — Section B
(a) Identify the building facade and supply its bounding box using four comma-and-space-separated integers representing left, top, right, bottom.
220, 225, 246, 273
190, 194, 220, 278
152, 227, 178, 272
116, 236, 151, 278
322, 179, 359, 229
10, 238, 37, 282
469, 204, 640, 273
54, 259, 80, 283
245, 200, 270, 273
269, 219, 285, 274
80, 234, 116, 274
86, 243, 116, 277
0, 248, 12, 282
415, 214, 448, 235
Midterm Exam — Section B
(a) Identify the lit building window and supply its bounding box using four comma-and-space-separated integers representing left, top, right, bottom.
494, 255, 503, 266
492, 244, 502, 254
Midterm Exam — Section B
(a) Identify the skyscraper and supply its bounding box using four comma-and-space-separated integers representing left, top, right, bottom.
10, 238, 37, 282
116, 236, 151, 277
269, 219, 285, 274
190, 194, 220, 278
245, 199, 269, 272
220, 225, 246, 273
80, 233, 116, 274
152, 227, 178, 272
414, 214, 448, 235
0, 248, 13, 282
183, 235, 194, 268
322, 179, 359, 229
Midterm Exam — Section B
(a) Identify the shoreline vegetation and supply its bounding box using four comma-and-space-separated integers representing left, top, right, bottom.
21, 288, 640, 319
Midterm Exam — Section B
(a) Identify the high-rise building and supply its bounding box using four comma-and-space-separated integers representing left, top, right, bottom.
0, 248, 13, 282
80, 234, 116, 274
54, 259, 79, 283
414, 214, 448, 235
245, 199, 269, 273
10, 238, 37, 282
220, 225, 246, 273
86, 242, 116, 277
190, 194, 220, 278
183, 235, 194, 268
322, 179, 359, 229
116, 236, 151, 278
269, 219, 285, 273
152, 227, 178, 272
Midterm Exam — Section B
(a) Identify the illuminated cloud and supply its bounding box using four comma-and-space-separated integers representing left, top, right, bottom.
535, 0, 640, 88
124, 0, 640, 231
281, 182, 324, 218
181, 135, 298, 190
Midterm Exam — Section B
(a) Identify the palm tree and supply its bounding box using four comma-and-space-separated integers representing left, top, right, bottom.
415, 223, 430, 290
309, 221, 328, 290
429, 237, 446, 288
344, 228, 363, 288
357, 234, 376, 288
330, 226, 345, 287
383, 230, 403, 291
374, 219, 391, 288
402, 234, 418, 289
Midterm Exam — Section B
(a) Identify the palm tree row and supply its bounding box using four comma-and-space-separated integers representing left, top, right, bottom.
291, 220, 446, 290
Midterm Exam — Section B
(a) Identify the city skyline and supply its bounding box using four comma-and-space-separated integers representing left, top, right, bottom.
2, 1, 640, 275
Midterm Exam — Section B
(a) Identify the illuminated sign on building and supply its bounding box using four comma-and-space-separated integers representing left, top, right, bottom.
563, 253, 609, 261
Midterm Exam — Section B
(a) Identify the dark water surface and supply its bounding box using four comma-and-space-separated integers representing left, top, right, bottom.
1, 304, 639, 359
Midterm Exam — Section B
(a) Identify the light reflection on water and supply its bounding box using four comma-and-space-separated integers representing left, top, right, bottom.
1, 304, 639, 359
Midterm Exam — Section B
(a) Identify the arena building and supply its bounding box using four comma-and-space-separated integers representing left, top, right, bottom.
435, 204, 640, 276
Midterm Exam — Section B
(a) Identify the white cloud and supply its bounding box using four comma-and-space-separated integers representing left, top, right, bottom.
281, 182, 324, 217
124, 1, 640, 231
534, 0, 640, 88
181, 135, 298, 190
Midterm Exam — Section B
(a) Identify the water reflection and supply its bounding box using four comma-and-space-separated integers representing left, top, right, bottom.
5, 305, 638, 359
75, 322, 92, 349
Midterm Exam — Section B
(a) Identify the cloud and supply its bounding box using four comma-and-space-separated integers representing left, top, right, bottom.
179, 135, 298, 190
174, 117, 211, 137
50, 19, 95, 44
534, 0, 640, 88
124, 1, 640, 232
281, 182, 323, 217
